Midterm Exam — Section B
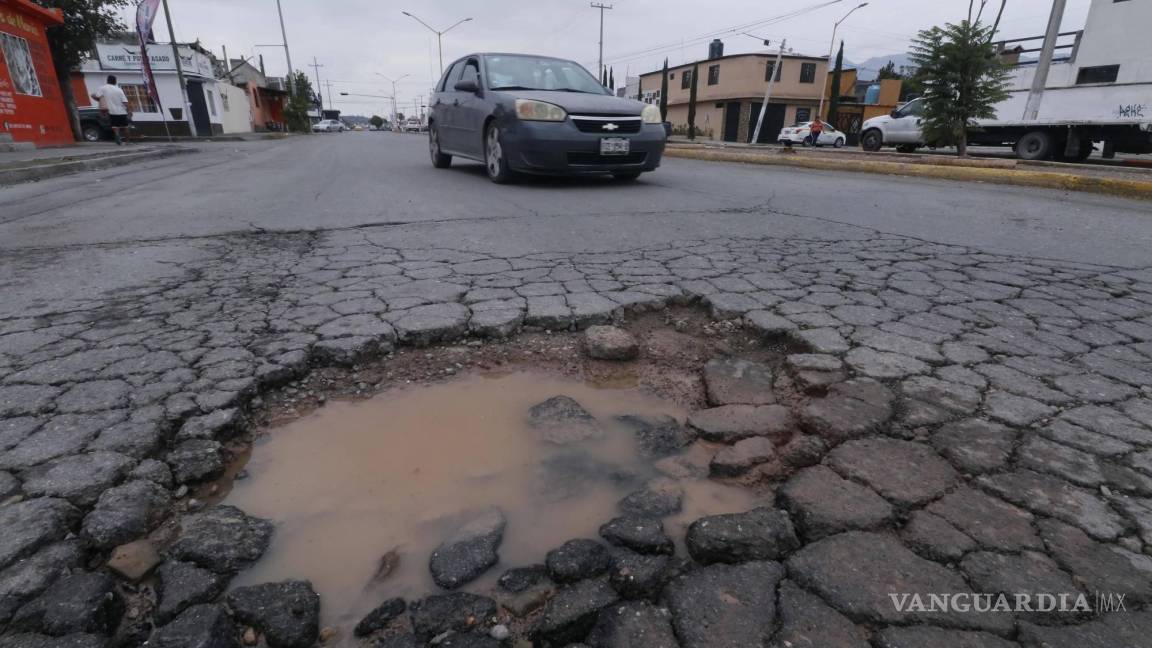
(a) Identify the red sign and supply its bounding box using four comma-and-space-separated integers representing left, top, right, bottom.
0, 0, 72, 147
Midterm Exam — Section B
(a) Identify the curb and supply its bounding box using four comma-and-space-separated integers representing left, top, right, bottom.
0, 147, 198, 186
665, 148, 1152, 201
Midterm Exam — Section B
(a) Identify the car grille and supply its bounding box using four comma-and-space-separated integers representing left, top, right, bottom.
567, 152, 648, 166
570, 116, 643, 134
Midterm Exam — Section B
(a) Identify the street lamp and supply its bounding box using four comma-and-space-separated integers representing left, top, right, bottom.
376, 73, 410, 126
817, 2, 868, 122
401, 12, 473, 75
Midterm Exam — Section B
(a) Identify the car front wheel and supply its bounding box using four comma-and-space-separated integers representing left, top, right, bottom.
81, 125, 102, 142
485, 123, 514, 184
429, 126, 452, 168
834, 137, 845, 148
861, 129, 883, 152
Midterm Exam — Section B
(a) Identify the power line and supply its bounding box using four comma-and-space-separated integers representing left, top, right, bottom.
595, 0, 843, 68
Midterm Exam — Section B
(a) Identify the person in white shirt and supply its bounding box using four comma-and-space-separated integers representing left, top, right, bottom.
92, 75, 132, 145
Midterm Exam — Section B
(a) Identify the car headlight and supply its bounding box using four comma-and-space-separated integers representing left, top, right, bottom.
642, 104, 662, 124
515, 99, 567, 122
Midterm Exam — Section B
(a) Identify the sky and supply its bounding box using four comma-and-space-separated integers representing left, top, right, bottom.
135, 0, 1093, 117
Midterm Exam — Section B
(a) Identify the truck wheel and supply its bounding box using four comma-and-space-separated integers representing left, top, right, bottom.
861, 130, 883, 152
1058, 138, 1094, 163
1015, 131, 1053, 161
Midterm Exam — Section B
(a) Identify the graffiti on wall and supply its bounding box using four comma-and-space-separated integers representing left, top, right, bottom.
1116, 104, 1146, 118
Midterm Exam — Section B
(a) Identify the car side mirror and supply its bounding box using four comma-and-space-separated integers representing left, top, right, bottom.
454, 80, 480, 93
890, 109, 900, 118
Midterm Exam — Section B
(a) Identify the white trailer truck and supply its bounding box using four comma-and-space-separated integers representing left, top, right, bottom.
860, 0, 1152, 161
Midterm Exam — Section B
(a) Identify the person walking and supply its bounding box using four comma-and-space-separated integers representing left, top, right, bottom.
808, 118, 824, 147
92, 75, 131, 145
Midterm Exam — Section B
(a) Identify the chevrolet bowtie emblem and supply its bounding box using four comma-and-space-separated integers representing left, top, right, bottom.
602, 123, 619, 131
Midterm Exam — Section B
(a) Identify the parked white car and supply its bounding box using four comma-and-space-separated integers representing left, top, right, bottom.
778, 121, 846, 147
312, 119, 345, 133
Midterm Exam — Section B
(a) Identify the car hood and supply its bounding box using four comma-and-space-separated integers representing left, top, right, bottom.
863, 115, 892, 129
496, 90, 645, 116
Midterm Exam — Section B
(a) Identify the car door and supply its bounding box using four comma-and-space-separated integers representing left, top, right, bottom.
886, 99, 924, 144
454, 58, 486, 159
433, 60, 466, 153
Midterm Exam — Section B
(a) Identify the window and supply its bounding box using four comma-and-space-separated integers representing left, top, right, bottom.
439, 60, 464, 91
715, 102, 724, 108
707, 65, 720, 86
800, 62, 817, 83
1, 33, 42, 96
1076, 65, 1119, 85
122, 84, 158, 113
207, 90, 217, 116
670, 72, 675, 80
681, 69, 692, 89
222, 91, 230, 112
765, 61, 782, 82
460, 59, 480, 86
795, 107, 811, 124
894, 98, 925, 118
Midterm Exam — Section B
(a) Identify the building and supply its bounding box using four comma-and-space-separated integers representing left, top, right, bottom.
74, 37, 227, 136
222, 58, 285, 132
638, 41, 834, 143
0, 0, 73, 147
638, 39, 903, 144
993, 0, 1151, 122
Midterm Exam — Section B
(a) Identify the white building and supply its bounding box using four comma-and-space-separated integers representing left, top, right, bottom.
996, 0, 1151, 122
76, 39, 247, 136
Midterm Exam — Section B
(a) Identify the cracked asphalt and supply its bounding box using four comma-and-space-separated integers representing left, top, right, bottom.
2, 132, 1152, 645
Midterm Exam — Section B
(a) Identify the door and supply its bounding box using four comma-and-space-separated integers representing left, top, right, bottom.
454, 58, 486, 158
722, 102, 741, 142
834, 108, 864, 146
433, 59, 466, 154
747, 102, 785, 143
886, 98, 924, 144
186, 81, 212, 137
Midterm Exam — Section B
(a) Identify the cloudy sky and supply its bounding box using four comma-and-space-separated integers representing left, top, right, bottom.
134, 0, 1092, 117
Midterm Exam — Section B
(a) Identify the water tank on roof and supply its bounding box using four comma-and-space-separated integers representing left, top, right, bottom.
709, 39, 724, 59
865, 83, 881, 105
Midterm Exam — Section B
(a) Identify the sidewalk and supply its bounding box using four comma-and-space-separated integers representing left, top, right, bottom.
0, 142, 198, 186
665, 139, 1152, 200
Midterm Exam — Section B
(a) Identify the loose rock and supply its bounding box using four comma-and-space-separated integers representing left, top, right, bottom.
546, 539, 611, 583
429, 507, 506, 589
82, 480, 171, 549
168, 505, 274, 574
227, 580, 321, 648
409, 592, 497, 641
10, 572, 122, 636
586, 601, 678, 648
613, 415, 694, 458
155, 560, 227, 624
149, 604, 238, 648
598, 517, 673, 555
533, 575, 619, 645
702, 357, 776, 406
528, 396, 605, 445
584, 326, 639, 361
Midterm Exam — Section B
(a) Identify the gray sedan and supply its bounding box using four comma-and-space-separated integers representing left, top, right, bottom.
428, 53, 666, 183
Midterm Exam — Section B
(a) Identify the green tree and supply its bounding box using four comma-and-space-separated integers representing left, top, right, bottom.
34, 0, 131, 140
876, 60, 901, 79
686, 64, 699, 140
658, 58, 669, 122
370, 115, 385, 129
609, 67, 615, 91
283, 70, 317, 133
826, 41, 844, 125
909, 1, 1009, 156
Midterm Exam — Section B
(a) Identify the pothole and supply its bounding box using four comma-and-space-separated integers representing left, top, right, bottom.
226, 371, 759, 631
203, 309, 804, 641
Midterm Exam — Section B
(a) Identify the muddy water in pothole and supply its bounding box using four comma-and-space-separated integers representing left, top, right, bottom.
227, 371, 761, 629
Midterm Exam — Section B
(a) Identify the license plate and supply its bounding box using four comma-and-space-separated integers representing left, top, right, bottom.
600, 137, 630, 155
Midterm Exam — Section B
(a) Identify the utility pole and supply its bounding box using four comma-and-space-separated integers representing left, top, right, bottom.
591, 3, 613, 80
309, 57, 325, 112
275, 0, 296, 96
818, 2, 869, 121
161, 0, 197, 137
1023, 0, 1067, 120
751, 39, 786, 145
323, 81, 337, 110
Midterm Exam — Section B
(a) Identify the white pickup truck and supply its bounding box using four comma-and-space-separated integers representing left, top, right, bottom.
860, 0, 1152, 161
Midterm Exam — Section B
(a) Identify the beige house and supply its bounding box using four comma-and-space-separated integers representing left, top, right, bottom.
638, 51, 834, 143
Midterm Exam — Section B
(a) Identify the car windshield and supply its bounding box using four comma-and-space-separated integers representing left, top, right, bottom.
485, 55, 607, 94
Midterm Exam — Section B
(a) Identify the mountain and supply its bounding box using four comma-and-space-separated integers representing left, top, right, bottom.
851, 53, 916, 80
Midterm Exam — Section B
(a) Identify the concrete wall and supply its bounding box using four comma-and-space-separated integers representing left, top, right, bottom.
217, 82, 252, 134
